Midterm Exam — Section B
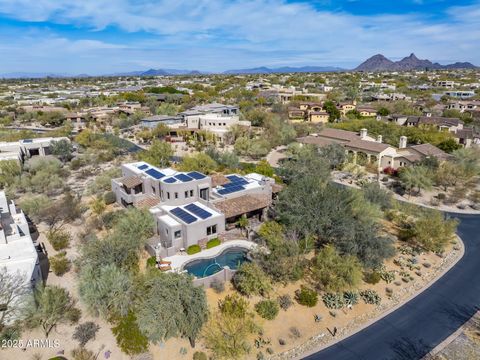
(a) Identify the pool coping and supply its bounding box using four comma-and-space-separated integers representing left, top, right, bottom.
164, 239, 256, 272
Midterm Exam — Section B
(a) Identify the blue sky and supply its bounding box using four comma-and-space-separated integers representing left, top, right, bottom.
0, 0, 478, 74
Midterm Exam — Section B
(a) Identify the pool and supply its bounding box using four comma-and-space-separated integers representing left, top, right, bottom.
183, 247, 249, 278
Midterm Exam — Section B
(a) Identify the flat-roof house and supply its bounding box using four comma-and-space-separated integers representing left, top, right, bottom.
139, 115, 183, 129
0, 137, 70, 164
112, 162, 276, 257
0, 191, 42, 324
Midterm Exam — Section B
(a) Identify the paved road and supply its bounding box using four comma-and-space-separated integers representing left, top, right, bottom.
304, 213, 480, 360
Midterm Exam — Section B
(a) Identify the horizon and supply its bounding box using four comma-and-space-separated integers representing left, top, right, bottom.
0, 0, 479, 74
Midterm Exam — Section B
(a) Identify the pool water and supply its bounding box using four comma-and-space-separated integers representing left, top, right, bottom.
183, 247, 249, 278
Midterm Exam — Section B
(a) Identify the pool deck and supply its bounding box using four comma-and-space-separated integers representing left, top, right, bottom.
164, 239, 256, 272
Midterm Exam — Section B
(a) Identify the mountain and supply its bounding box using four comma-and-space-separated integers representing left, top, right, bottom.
0, 72, 70, 79
223, 65, 344, 74
355, 53, 477, 71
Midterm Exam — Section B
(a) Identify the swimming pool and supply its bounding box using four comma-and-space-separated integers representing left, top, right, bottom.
183, 247, 249, 278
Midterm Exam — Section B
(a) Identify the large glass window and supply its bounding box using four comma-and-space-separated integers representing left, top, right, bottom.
207, 225, 217, 236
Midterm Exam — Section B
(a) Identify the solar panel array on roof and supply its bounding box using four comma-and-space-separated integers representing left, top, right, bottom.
145, 168, 165, 179
226, 175, 248, 186
137, 164, 149, 170
163, 177, 177, 183
175, 173, 193, 182
217, 185, 245, 195
185, 204, 212, 219
188, 171, 207, 180
23, 139, 33, 143
171, 207, 197, 224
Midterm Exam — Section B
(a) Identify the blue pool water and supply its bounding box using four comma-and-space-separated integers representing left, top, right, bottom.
183, 247, 249, 278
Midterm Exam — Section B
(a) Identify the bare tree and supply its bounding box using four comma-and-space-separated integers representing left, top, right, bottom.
0, 267, 31, 331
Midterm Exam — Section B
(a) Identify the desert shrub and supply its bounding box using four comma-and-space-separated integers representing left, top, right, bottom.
193, 352, 208, 360
363, 271, 381, 285
0, 325, 21, 342
255, 300, 279, 320
206, 238, 221, 249
343, 291, 359, 306
360, 290, 381, 305
146, 256, 157, 268
210, 279, 225, 294
380, 270, 396, 283
103, 191, 117, 205
71, 347, 96, 360
67, 307, 82, 324
48, 230, 71, 251
50, 251, 71, 276
72, 322, 100, 347
277, 294, 293, 311
289, 327, 301, 339
322, 293, 344, 309
295, 286, 318, 307
187, 244, 201, 255
278, 338, 286, 345
111, 312, 149, 355
233, 263, 272, 297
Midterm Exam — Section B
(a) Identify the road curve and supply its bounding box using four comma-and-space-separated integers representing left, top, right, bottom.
304, 213, 480, 360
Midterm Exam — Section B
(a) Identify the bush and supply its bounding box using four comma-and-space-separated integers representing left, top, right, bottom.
210, 279, 225, 294
289, 327, 301, 339
255, 300, 279, 320
277, 294, 293, 311
71, 347, 95, 360
111, 312, 149, 356
48, 230, 71, 251
50, 251, 71, 276
72, 322, 100, 347
232, 263, 272, 297
103, 191, 117, 205
295, 286, 318, 307
206, 238, 221, 249
193, 352, 208, 360
322, 293, 344, 309
364, 271, 381, 285
67, 307, 82, 325
187, 244, 201, 255
146, 256, 157, 268
380, 270, 396, 284
360, 290, 381, 305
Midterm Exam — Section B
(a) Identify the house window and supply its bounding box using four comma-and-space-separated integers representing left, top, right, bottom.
174, 230, 181, 239
185, 191, 188, 198
200, 188, 208, 201
190, 190, 194, 197
175, 192, 178, 199
152, 186, 156, 194
207, 225, 217, 236
167, 192, 170, 200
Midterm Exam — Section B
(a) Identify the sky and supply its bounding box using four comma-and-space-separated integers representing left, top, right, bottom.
0, 0, 478, 74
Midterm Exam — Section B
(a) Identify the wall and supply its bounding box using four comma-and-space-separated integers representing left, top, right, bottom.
192, 267, 236, 287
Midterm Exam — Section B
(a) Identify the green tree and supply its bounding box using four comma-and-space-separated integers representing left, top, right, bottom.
111, 312, 149, 355
179, 153, 217, 174
78, 264, 133, 319
318, 143, 346, 169
311, 245, 363, 292
135, 272, 208, 347
0, 268, 31, 331
137, 139, 173, 168
25, 285, 80, 337
50, 139, 74, 162
0, 160, 21, 187
323, 100, 341, 122
232, 263, 272, 297
399, 166, 433, 196
203, 294, 258, 360
412, 211, 458, 252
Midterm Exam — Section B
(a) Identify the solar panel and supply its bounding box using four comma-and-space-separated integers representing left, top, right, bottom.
163, 177, 177, 183
175, 173, 193, 182
226, 175, 248, 186
188, 171, 207, 180
185, 203, 212, 219
217, 185, 245, 195
137, 164, 149, 170
145, 168, 165, 179
22, 139, 33, 143
171, 207, 197, 224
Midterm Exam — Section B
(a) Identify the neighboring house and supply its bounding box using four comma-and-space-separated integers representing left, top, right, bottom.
337, 100, 357, 115
0, 137, 70, 164
356, 106, 378, 117
180, 103, 239, 117
111, 162, 278, 257
444, 91, 475, 99
140, 115, 183, 129
288, 102, 329, 123
0, 191, 42, 324
65, 113, 87, 132
298, 128, 449, 170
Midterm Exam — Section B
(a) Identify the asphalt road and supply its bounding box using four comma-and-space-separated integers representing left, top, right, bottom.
304, 213, 480, 360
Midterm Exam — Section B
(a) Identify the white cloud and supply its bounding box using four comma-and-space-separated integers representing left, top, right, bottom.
0, 0, 478, 72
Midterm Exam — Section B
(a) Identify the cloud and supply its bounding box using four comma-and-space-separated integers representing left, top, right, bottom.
0, 0, 478, 72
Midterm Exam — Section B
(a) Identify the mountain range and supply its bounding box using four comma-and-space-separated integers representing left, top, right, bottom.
354, 53, 477, 72
0, 54, 477, 78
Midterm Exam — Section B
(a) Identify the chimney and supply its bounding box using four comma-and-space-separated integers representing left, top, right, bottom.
399, 136, 407, 149
360, 128, 368, 139
377, 135, 383, 143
